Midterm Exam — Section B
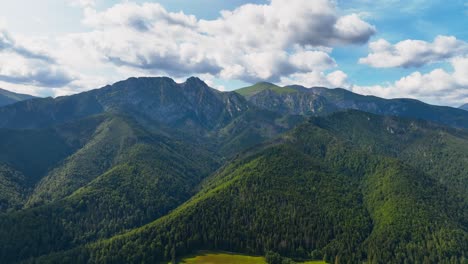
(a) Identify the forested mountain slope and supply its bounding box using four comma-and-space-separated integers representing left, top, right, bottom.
0, 77, 466, 263
31, 111, 468, 264
0, 79, 299, 263
0, 88, 35, 107
0, 114, 220, 263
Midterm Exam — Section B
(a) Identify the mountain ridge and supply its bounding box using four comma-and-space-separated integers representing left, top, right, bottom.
1, 77, 468, 131
236, 82, 468, 128
0, 77, 249, 133
0, 88, 36, 107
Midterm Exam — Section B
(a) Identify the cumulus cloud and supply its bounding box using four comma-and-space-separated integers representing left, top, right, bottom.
82, 2, 197, 30
351, 56, 468, 106
0, 29, 74, 88
0, 53, 73, 87
289, 51, 337, 72
0, 30, 55, 62
199, 0, 375, 48
359, 36, 468, 68
280, 70, 350, 88
0, 0, 377, 97
66, 0, 375, 84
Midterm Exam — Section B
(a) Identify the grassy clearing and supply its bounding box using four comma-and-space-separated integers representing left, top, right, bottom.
174, 252, 326, 264
235, 82, 298, 98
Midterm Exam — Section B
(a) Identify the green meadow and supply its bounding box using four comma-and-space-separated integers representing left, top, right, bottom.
175, 252, 326, 264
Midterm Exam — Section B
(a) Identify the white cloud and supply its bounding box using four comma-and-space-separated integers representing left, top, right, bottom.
0, 29, 74, 88
351, 56, 468, 106
0, 52, 73, 87
333, 14, 377, 44
82, 2, 196, 30
199, 0, 375, 49
359, 36, 468, 68
327, 70, 350, 88
452, 56, 468, 86
289, 51, 337, 72
0, 0, 376, 97
63, 0, 374, 85
355, 35, 468, 105
69, 0, 95, 8
2, 0, 466, 108
280, 70, 350, 88
0, 29, 54, 62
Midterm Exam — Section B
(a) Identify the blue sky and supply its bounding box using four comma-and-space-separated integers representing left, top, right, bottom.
0, 0, 467, 106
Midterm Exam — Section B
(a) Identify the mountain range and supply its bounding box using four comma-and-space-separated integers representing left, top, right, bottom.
0, 77, 466, 264
460, 103, 468, 111
0, 88, 35, 107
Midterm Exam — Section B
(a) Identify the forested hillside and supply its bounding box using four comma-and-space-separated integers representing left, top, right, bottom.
29, 112, 468, 264
0, 77, 466, 263
0, 88, 35, 107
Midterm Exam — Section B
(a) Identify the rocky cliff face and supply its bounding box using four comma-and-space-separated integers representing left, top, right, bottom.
0, 77, 249, 132
248, 88, 336, 115
237, 83, 468, 128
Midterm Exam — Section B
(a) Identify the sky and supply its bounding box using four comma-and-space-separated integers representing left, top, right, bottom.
0, 0, 467, 106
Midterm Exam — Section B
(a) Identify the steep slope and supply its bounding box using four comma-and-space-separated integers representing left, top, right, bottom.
0, 163, 27, 213
0, 78, 299, 195
0, 77, 248, 134
0, 115, 115, 213
215, 109, 305, 156
0, 127, 76, 183
0, 104, 300, 263
25, 116, 144, 207
460, 103, 468, 111
248, 89, 336, 116
236, 83, 468, 128
0, 127, 93, 213
0, 88, 35, 107
0, 114, 220, 263
314, 88, 468, 128
35, 111, 468, 264
236, 83, 334, 115
34, 144, 373, 264
309, 110, 468, 205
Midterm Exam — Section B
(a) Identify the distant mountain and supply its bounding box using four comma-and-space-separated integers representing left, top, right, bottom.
1, 78, 467, 130
236, 83, 468, 128
0, 88, 35, 107
460, 103, 468, 111
0, 77, 249, 133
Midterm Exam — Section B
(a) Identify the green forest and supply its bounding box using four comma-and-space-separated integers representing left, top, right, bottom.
0, 77, 466, 263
